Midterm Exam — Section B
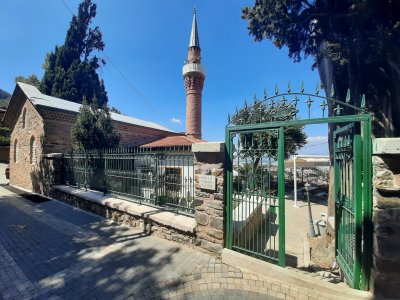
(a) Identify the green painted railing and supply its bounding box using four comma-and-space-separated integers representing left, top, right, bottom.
63, 147, 195, 215
227, 128, 285, 266
225, 83, 372, 290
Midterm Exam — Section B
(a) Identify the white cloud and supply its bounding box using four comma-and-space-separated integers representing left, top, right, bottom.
307, 135, 328, 142
170, 118, 182, 124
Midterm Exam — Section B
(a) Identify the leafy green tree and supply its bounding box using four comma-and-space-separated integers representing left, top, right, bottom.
71, 98, 120, 150
40, 0, 108, 106
242, 0, 400, 136
110, 107, 121, 114
233, 100, 307, 168
15, 74, 41, 88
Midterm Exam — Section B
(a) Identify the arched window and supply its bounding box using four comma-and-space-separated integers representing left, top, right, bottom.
22, 108, 27, 129
30, 137, 37, 164
14, 140, 19, 163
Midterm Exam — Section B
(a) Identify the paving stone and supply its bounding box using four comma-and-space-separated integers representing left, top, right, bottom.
0, 186, 370, 300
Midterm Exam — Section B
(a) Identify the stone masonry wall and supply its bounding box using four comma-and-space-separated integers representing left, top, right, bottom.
371, 138, 400, 299
193, 142, 225, 255
49, 188, 197, 246
10, 99, 45, 191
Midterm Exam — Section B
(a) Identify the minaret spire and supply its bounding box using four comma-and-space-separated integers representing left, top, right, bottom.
183, 8, 206, 140
189, 7, 200, 48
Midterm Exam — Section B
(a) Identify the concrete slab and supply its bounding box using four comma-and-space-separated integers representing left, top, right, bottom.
192, 141, 225, 153
373, 138, 400, 155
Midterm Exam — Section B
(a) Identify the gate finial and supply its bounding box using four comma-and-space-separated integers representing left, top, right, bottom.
315, 82, 320, 95
275, 84, 279, 95
301, 81, 305, 93
346, 89, 351, 103
330, 83, 335, 98
361, 94, 366, 110
287, 82, 291, 93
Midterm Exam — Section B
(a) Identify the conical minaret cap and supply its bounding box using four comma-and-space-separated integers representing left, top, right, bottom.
189, 8, 200, 48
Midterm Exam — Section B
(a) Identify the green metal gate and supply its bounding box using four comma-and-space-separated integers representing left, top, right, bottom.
226, 127, 286, 266
225, 85, 372, 290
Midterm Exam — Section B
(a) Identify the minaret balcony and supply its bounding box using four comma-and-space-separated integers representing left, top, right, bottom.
182, 63, 206, 77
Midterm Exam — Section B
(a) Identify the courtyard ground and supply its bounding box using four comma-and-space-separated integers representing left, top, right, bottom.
0, 185, 370, 300
284, 196, 329, 269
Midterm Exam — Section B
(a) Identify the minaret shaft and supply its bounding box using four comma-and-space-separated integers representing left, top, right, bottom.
183, 9, 205, 140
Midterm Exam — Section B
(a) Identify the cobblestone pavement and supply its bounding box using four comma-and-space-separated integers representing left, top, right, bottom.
0, 186, 368, 300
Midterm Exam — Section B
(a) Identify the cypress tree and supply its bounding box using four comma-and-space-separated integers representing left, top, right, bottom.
40, 0, 108, 106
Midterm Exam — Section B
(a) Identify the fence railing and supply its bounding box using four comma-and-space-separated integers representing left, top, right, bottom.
63, 147, 195, 215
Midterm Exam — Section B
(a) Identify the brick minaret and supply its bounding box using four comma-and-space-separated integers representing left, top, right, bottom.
183, 8, 205, 140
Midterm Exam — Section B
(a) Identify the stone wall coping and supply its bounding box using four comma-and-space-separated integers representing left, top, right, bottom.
44, 153, 63, 158
373, 138, 400, 155
53, 185, 196, 233
192, 142, 225, 153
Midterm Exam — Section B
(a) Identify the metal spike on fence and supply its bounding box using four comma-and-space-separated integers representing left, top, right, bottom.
346, 89, 351, 103
254, 94, 258, 105
320, 100, 327, 117
292, 95, 299, 107
315, 82, 320, 95
330, 83, 335, 98
275, 84, 279, 95
334, 104, 343, 116
244, 99, 247, 109
264, 88, 267, 100
228, 113, 231, 123
287, 82, 291, 93
361, 94, 366, 110
301, 81, 305, 93
305, 96, 314, 118
270, 99, 275, 108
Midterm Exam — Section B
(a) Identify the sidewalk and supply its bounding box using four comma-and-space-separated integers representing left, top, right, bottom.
0, 186, 371, 299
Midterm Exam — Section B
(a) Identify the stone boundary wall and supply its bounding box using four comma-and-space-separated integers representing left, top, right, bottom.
43, 142, 227, 257
193, 142, 225, 255
371, 138, 400, 299
49, 187, 199, 248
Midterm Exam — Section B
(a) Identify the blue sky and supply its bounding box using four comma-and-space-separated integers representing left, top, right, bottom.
0, 0, 328, 154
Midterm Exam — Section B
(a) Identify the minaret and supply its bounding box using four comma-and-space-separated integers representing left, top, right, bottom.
183, 8, 205, 140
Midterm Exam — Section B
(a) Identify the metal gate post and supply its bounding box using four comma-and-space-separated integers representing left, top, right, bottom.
278, 126, 286, 267
225, 129, 233, 249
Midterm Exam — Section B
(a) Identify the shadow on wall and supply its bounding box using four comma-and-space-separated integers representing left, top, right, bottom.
30, 157, 54, 196
30, 136, 62, 196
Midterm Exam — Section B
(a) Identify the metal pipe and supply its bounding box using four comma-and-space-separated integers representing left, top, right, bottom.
305, 183, 316, 237
293, 155, 299, 208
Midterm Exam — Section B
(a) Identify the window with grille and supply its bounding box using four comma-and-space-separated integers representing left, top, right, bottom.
165, 167, 182, 192
14, 140, 18, 163
22, 108, 27, 129
30, 137, 37, 164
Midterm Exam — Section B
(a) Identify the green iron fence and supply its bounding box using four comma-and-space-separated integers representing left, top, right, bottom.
226, 83, 372, 290
230, 128, 285, 265
63, 147, 195, 215
334, 122, 362, 289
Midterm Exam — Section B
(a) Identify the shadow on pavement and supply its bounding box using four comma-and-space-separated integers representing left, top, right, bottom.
0, 190, 189, 299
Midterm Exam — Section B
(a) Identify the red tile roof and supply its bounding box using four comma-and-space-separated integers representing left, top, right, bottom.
140, 135, 203, 148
